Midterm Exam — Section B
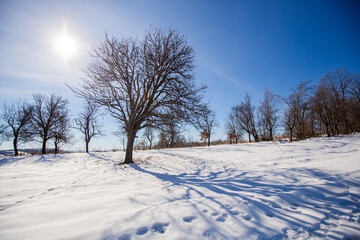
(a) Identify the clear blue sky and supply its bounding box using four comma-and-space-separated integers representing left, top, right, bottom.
1, 0, 360, 150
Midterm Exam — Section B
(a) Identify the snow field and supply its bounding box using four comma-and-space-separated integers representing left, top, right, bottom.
1, 135, 360, 239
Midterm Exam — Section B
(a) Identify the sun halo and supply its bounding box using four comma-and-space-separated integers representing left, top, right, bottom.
54, 30, 76, 62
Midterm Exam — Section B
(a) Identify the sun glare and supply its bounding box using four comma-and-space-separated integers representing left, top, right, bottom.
54, 29, 76, 62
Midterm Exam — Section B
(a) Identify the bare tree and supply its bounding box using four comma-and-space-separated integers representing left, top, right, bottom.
195, 108, 218, 146
69, 27, 205, 163
158, 114, 186, 148
52, 115, 72, 154
232, 93, 259, 142
113, 128, 127, 151
0, 124, 4, 146
312, 82, 337, 137
282, 81, 313, 140
258, 88, 280, 141
225, 112, 243, 144
2, 101, 33, 156
321, 68, 351, 133
31, 93, 69, 154
349, 73, 360, 103
283, 105, 296, 142
74, 102, 102, 153
143, 126, 155, 150
348, 73, 360, 132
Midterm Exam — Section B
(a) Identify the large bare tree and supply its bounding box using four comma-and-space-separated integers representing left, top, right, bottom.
2, 101, 33, 156
31, 93, 69, 154
69, 27, 205, 163
74, 102, 102, 153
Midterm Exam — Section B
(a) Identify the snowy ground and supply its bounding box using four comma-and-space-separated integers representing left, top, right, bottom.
1, 135, 360, 240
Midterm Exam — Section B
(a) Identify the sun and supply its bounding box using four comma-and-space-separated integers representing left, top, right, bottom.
54, 29, 76, 62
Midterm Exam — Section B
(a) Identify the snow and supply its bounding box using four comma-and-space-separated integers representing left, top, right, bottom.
1, 135, 360, 240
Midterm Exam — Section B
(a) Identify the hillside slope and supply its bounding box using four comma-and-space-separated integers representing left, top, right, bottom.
1, 135, 360, 240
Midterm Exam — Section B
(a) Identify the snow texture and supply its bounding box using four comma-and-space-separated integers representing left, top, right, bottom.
1, 134, 360, 239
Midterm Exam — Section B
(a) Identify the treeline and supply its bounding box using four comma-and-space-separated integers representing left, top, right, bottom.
226, 68, 360, 143
0, 93, 102, 156
1, 68, 359, 156
0, 93, 216, 156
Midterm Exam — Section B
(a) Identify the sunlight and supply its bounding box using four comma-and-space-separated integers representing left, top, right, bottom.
54, 27, 76, 62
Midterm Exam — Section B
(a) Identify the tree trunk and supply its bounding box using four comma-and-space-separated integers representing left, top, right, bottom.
124, 129, 136, 164
85, 140, 89, 153
54, 141, 58, 155
289, 129, 293, 142
325, 124, 331, 137
253, 132, 260, 142
248, 132, 251, 143
42, 139, 47, 154
13, 137, 18, 156
207, 134, 211, 147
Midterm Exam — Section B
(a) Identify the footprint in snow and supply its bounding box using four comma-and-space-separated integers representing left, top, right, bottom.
266, 212, 274, 217
48, 188, 55, 192
136, 227, 148, 235
211, 212, 219, 217
271, 202, 282, 209
117, 234, 131, 240
224, 204, 233, 209
203, 209, 209, 213
242, 214, 252, 221
229, 210, 240, 215
216, 213, 228, 222
151, 222, 169, 234
183, 216, 197, 223
203, 230, 228, 240
289, 201, 299, 207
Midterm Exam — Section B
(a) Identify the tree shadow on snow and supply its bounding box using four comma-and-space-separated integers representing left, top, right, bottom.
126, 163, 360, 239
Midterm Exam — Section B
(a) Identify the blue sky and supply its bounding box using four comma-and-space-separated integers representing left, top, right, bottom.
1, 0, 360, 150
